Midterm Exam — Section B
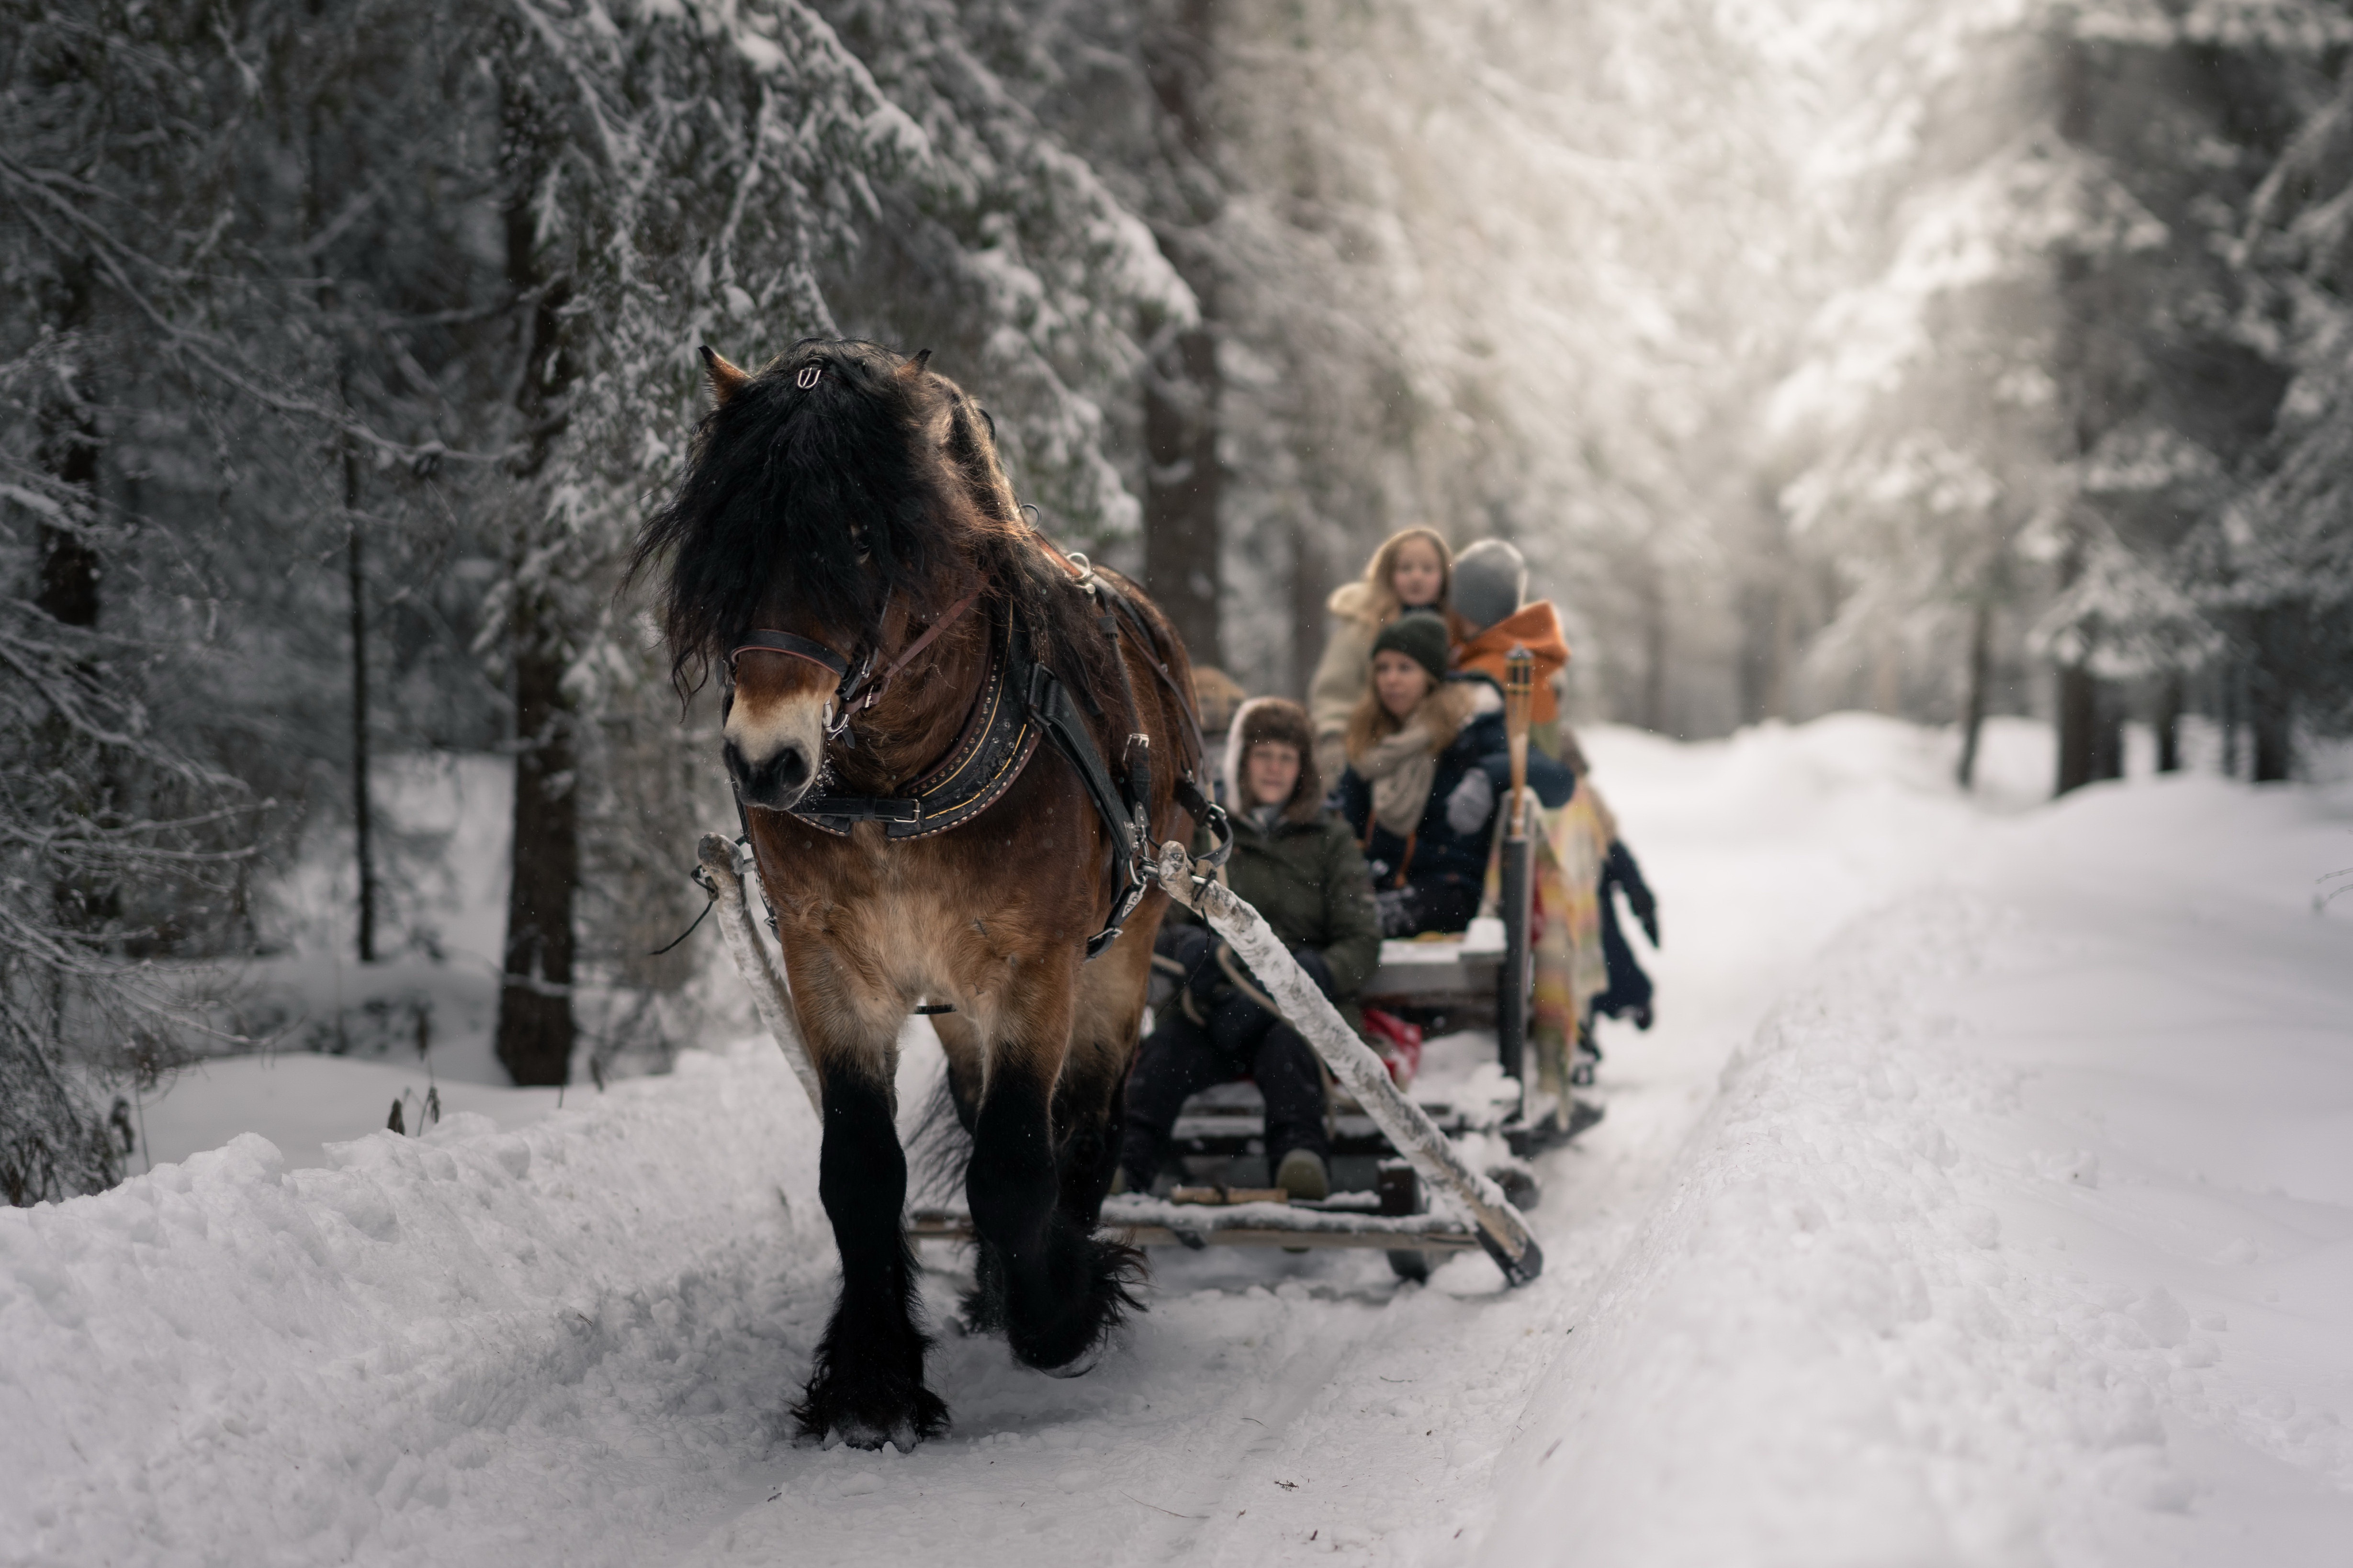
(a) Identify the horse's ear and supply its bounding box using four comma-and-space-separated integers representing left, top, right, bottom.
898, 348, 934, 380
698, 345, 751, 406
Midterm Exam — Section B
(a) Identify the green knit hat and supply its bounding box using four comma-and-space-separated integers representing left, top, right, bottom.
1371, 610, 1451, 684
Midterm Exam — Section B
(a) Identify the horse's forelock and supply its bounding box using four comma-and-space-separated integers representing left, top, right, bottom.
638, 339, 992, 696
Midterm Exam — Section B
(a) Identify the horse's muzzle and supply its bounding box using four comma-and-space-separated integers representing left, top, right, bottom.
724, 737, 814, 811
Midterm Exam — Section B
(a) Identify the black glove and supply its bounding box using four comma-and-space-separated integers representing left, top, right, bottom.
1374, 886, 1419, 939
1609, 840, 1659, 947
1291, 945, 1337, 1001
1153, 923, 1223, 1008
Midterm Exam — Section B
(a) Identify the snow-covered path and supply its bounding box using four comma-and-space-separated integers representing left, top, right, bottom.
5, 718, 2348, 1567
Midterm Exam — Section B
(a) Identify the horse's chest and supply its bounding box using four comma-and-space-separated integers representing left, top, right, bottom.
763, 839, 970, 957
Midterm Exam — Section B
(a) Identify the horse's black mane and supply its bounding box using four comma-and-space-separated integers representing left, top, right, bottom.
631, 337, 1107, 703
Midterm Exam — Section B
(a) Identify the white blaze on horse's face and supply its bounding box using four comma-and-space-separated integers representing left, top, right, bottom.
724, 655, 833, 812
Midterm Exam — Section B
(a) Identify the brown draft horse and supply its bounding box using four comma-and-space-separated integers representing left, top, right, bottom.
631, 338, 1206, 1449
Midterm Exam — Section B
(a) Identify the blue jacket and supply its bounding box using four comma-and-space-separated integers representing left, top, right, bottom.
1334, 679, 1575, 895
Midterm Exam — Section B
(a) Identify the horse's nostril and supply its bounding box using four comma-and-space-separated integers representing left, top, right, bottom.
727, 739, 812, 806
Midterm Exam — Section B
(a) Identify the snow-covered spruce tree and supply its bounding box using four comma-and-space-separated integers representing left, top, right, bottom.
981, 0, 1806, 715
2211, 42, 2353, 772
2035, 1, 2346, 787
946, 0, 1230, 665
480, 0, 1185, 1084
1769, 0, 2130, 777
0, 0, 286, 1198
1768, 0, 2344, 790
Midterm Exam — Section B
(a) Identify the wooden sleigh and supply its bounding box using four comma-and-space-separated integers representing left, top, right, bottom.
701, 651, 1578, 1284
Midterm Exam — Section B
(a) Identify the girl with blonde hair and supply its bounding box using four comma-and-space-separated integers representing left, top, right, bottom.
1306, 527, 1452, 780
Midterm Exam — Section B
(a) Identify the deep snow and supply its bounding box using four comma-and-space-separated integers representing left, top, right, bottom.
4, 716, 2348, 1567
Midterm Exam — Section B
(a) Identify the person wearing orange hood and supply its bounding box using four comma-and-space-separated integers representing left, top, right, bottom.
1448, 540, 1570, 758
1451, 540, 1587, 1109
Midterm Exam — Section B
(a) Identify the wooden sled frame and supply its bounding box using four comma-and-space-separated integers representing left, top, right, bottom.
696, 831, 1543, 1284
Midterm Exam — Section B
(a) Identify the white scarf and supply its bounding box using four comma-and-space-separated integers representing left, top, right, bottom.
1353, 724, 1440, 837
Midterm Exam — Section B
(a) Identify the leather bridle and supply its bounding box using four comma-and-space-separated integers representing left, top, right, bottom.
729, 585, 982, 744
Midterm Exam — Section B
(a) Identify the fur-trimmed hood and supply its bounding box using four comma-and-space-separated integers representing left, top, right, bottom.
1325, 578, 1379, 625
1221, 697, 1323, 825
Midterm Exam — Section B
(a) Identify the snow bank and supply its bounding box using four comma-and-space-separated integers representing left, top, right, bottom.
0, 1042, 825, 1568
131, 1053, 563, 1174
1480, 770, 2353, 1567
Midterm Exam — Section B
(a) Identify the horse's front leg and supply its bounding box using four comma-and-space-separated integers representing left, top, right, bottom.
968, 960, 1144, 1374
787, 956, 947, 1449
1054, 917, 1160, 1230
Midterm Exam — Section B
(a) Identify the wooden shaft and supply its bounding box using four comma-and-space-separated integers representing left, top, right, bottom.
698, 832, 822, 1115
1503, 645, 1535, 827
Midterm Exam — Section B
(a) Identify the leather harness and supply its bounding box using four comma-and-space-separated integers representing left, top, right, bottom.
729, 552, 1229, 960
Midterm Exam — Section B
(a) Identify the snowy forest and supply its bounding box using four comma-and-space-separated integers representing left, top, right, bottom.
6, 0, 2353, 1199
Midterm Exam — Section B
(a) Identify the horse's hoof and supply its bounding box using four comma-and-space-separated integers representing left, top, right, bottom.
828, 1417, 917, 1451
1035, 1348, 1101, 1380
793, 1379, 950, 1452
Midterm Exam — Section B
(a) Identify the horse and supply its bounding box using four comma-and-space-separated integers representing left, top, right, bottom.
630, 338, 1215, 1450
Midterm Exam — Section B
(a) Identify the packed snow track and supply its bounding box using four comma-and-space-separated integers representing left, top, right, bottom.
4, 719, 2348, 1567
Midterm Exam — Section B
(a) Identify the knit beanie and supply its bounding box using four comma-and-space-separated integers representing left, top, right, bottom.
1371, 610, 1451, 684
1452, 539, 1528, 635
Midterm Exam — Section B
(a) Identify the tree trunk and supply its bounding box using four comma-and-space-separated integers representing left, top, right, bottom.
35, 351, 100, 631
36, 522, 99, 629
2219, 657, 2240, 777
1144, 314, 1222, 669
491, 64, 582, 1086
1736, 554, 1791, 724
2055, 661, 2096, 796
1870, 639, 1901, 715
344, 431, 377, 963
1140, 0, 1223, 671
1956, 593, 1992, 789
495, 625, 578, 1086
2153, 670, 2184, 774
1638, 551, 1668, 732
37, 292, 120, 941
1287, 514, 1328, 701
2091, 682, 2124, 782
308, 91, 377, 964
2250, 614, 2293, 783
